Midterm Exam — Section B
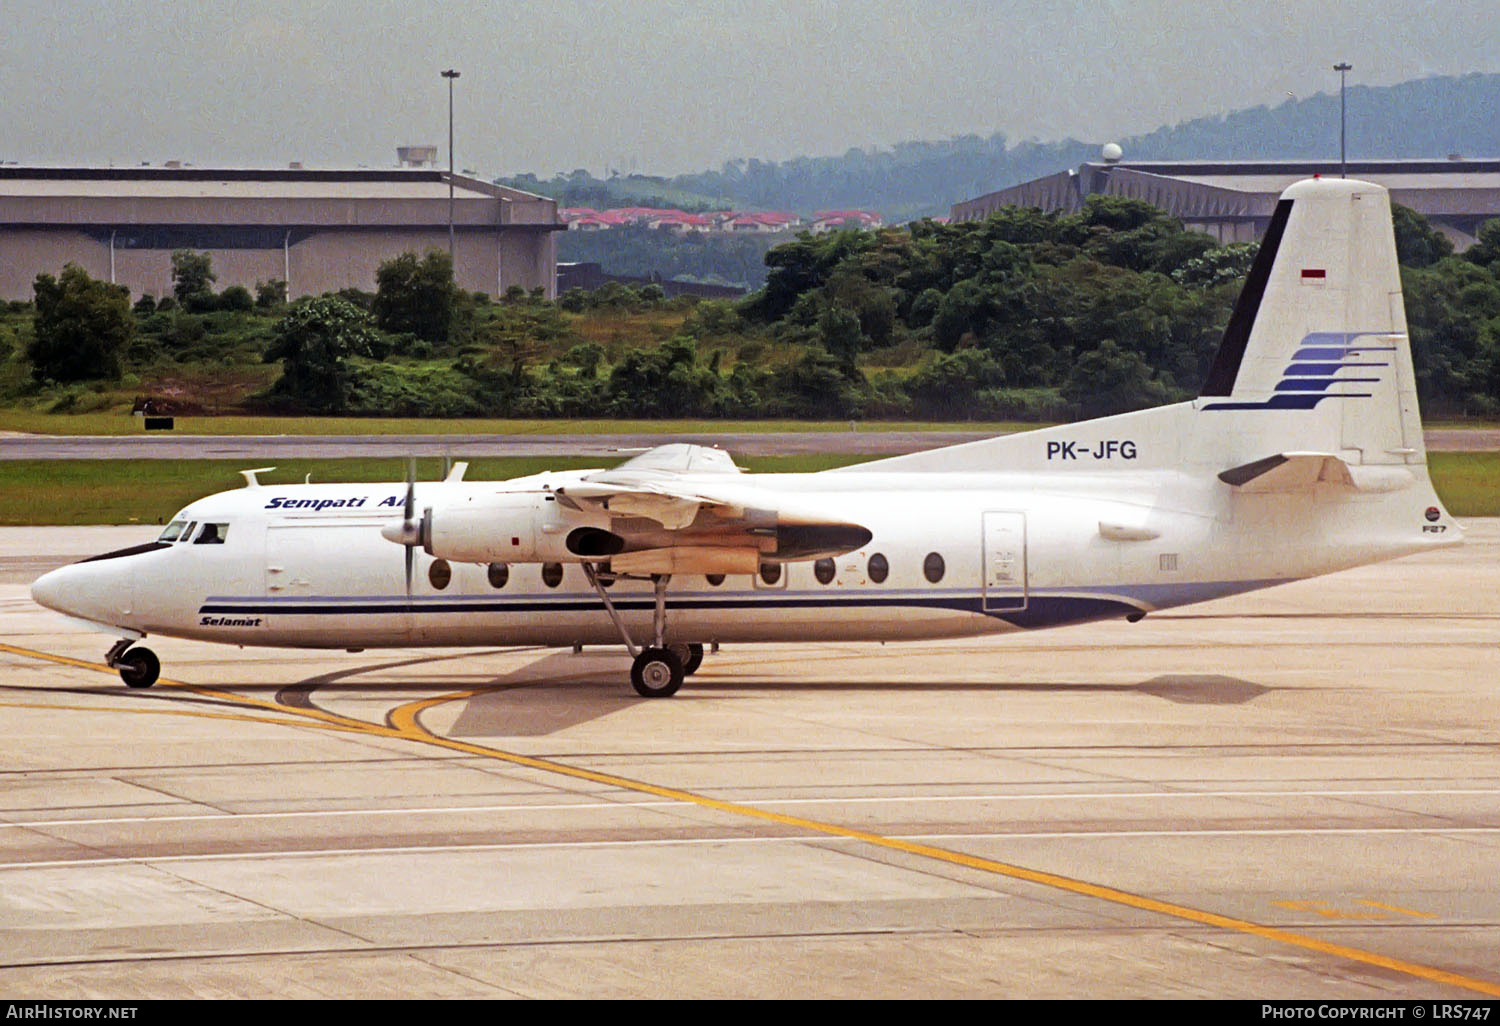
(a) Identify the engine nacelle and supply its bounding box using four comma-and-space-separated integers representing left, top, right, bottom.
423, 490, 618, 564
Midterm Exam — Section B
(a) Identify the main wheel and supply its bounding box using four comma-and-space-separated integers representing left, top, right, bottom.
631, 647, 684, 698
669, 643, 705, 676
118, 647, 160, 689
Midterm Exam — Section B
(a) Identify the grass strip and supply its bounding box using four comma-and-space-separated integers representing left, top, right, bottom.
0, 413, 1038, 437
0, 452, 1494, 526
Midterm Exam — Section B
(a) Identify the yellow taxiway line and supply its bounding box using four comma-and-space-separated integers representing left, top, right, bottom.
5, 640, 1497, 998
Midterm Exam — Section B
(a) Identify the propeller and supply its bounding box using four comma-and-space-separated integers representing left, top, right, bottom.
379, 457, 430, 595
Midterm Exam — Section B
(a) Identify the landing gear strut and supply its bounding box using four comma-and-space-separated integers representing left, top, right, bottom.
106, 639, 160, 689
582, 565, 704, 698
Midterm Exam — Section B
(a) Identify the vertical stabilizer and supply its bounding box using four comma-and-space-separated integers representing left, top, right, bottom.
1198, 178, 1422, 466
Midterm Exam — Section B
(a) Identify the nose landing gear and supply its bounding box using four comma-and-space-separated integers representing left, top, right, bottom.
105, 639, 160, 689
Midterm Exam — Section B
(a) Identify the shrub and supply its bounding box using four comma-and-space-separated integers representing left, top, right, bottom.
218, 285, 254, 312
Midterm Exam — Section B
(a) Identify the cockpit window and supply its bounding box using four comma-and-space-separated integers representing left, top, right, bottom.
194, 522, 229, 545
158, 519, 189, 542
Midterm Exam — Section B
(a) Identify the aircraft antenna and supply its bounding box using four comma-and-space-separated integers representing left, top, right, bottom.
239, 467, 277, 488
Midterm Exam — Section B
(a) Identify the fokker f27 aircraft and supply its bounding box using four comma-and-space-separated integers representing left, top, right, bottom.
31, 178, 1462, 696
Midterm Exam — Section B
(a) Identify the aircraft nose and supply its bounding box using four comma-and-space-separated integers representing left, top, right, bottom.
30, 560, 134, 626
30, 565, 74, 615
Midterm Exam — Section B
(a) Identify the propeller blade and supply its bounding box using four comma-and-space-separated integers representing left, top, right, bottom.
404, 457, 417, 598
403, 457, 416, 524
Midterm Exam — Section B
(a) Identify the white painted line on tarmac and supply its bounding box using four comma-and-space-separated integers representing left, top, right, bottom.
3, 786, 1496, 830
5, 824, 1500, 872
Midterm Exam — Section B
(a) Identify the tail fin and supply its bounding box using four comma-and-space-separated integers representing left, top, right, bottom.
1198, 177, 1423, 467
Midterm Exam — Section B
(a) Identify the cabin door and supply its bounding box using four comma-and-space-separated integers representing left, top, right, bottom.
981, 511, 1028, 612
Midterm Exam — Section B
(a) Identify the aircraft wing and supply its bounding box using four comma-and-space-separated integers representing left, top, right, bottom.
552, 443, 872, 566
556, 473, 868, 534
555, 475, 730, 530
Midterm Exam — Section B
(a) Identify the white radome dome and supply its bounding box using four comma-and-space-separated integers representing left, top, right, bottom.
1101, 143, 1123, 163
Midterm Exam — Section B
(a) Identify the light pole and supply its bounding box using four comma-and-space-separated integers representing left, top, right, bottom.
442, 68, 461, 264
1334, 61, 1352, 178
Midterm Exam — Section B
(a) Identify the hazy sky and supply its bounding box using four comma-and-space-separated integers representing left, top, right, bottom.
3, 0, 1495, 177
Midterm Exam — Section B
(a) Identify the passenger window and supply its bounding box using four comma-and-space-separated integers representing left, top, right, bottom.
705, 574, 725, 587
867, 553, 889, 584
158, 520, 188, 542
428, 559, 451, 590
759, 562, 781, 586
541, 563, 564, 588
923, 552, 945, 583
194, 523, 229, 545
487, 562, 509, 589
813, 558, 835, 585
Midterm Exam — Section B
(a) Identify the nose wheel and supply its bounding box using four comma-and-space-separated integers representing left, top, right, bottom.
106, 641, 160, 689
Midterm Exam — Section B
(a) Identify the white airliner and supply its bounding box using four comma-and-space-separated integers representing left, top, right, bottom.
31, 178, 1462, 696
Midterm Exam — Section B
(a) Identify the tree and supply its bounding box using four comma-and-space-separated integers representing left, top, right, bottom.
170, 250, 216, 306
745, 229, 873, 322
373, 250, 458, 342
1061, 339, 1171, 417
255, 279, 288, 309
1392, 204, 1454, 267
905, 349, 1007, 418
817, 305, 864, 374
562, 342, 605, 378
1171, 242, 1259, 287
29, 264, 135, 382
263, 296, 380, 412
1465, 219, 1500, 273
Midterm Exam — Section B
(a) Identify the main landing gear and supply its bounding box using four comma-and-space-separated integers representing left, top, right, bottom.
582, 565, 705, 698
105, 638, 160, 689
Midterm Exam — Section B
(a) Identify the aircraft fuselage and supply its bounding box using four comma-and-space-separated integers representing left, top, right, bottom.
33, 465, 1449, 654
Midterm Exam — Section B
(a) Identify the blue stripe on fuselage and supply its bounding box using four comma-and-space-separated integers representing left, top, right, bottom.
198, 579, 1284, 632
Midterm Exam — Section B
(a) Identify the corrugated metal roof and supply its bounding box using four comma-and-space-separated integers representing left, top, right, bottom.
1, 178, 499, 201
954, 160, 1500, 223
1166, 172, 1500, 192
0, 167, 551, 204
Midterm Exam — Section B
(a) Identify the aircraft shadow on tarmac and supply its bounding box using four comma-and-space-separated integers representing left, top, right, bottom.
233, 651, 1271, 738
433, 659, 1273, 738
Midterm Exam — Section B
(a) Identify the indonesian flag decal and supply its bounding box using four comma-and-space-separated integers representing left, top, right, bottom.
1301, 268, 1327, 282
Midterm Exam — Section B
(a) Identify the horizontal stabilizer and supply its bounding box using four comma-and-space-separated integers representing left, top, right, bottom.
1219, 452, 1415, 494
1219, 452, 1353, 491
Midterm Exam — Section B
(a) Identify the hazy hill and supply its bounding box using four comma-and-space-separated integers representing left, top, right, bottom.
506, 73, 1500, 222
1123, 73, 1500, 164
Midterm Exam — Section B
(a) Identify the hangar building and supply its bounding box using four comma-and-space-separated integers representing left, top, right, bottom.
0, 166, 563, 301
951, 158, 1500, 250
